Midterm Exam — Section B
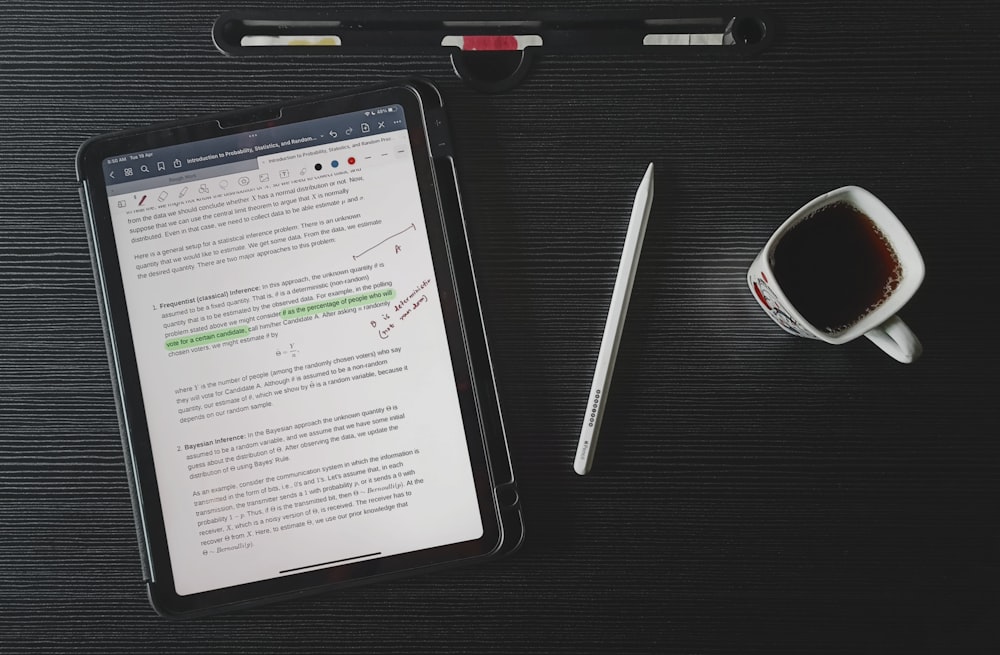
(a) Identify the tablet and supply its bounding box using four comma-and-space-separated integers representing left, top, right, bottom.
77, 79, 522, 618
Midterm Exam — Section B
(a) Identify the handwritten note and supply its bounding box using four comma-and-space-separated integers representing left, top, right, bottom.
370, 279, 432, 339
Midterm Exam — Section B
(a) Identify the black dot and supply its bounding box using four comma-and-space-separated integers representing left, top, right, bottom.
314, 163, 322, 171
731, 17, 766, 45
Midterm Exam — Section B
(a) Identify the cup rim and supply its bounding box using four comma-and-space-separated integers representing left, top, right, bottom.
760, 185, 925, 344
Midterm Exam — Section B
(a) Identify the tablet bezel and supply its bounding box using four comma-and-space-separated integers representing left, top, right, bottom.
78, 83, 504, 617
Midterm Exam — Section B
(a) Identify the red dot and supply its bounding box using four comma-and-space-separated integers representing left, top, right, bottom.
348, 157, 356, 165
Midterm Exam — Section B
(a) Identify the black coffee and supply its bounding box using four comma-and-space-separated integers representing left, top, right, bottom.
772, 201, 902, 334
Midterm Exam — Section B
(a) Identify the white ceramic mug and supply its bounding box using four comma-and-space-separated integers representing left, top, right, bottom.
747, 186, 925, 363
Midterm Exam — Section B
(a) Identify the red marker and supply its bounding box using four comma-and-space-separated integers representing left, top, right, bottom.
461, 35, 519, 51
138, 195, 147, 206
442, 35, 540, 51
348, 157, 356, 165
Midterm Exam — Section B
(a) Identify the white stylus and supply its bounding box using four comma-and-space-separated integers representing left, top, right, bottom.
574, 163, 655, 475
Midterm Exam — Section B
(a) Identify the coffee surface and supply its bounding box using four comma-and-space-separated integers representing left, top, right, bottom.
772, 202, 901, 333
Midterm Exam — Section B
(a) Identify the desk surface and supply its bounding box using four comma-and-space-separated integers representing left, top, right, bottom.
2, 1, 998, 652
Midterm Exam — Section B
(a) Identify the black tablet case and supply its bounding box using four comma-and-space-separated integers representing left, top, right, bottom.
78, 78, 524, 618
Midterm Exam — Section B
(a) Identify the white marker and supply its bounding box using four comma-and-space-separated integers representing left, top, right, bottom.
574, 163, 654, 475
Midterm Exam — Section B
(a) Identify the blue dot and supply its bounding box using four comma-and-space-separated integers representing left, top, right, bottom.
331, 160, 339, 168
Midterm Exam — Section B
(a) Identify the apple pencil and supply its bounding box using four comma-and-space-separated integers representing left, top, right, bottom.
574, 163, 655, 475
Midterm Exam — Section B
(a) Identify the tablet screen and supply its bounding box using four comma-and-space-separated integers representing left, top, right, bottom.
98, 102, 485, 595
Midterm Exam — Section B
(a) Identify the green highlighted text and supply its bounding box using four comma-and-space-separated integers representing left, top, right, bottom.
280, 288, 396, 320
165, 326, 250, 351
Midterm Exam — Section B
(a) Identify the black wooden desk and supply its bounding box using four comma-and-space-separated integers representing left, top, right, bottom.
2, 1, 998, 652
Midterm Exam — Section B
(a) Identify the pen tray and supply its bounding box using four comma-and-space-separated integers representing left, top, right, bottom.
213, 9, 777, 92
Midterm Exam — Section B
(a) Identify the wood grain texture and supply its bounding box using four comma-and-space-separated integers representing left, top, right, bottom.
1, 0, 998, 652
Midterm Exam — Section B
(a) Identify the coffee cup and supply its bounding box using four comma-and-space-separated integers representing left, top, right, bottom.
747, 186, 924, 363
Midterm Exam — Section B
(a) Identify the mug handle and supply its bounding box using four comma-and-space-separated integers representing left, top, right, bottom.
864, 315, 922, 363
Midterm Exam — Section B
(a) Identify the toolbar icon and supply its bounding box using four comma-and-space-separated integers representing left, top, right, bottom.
157, 161, 165, 171
279, 169, 289, 179
238, 176, 250, 186
179, 186, 189, 198
157, 191, 168, 202
173, 159, 182, 168
124, 167, 133, 177
140, 165, 150, 173
361, 122, 370, 133
259, 172, 270, 183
